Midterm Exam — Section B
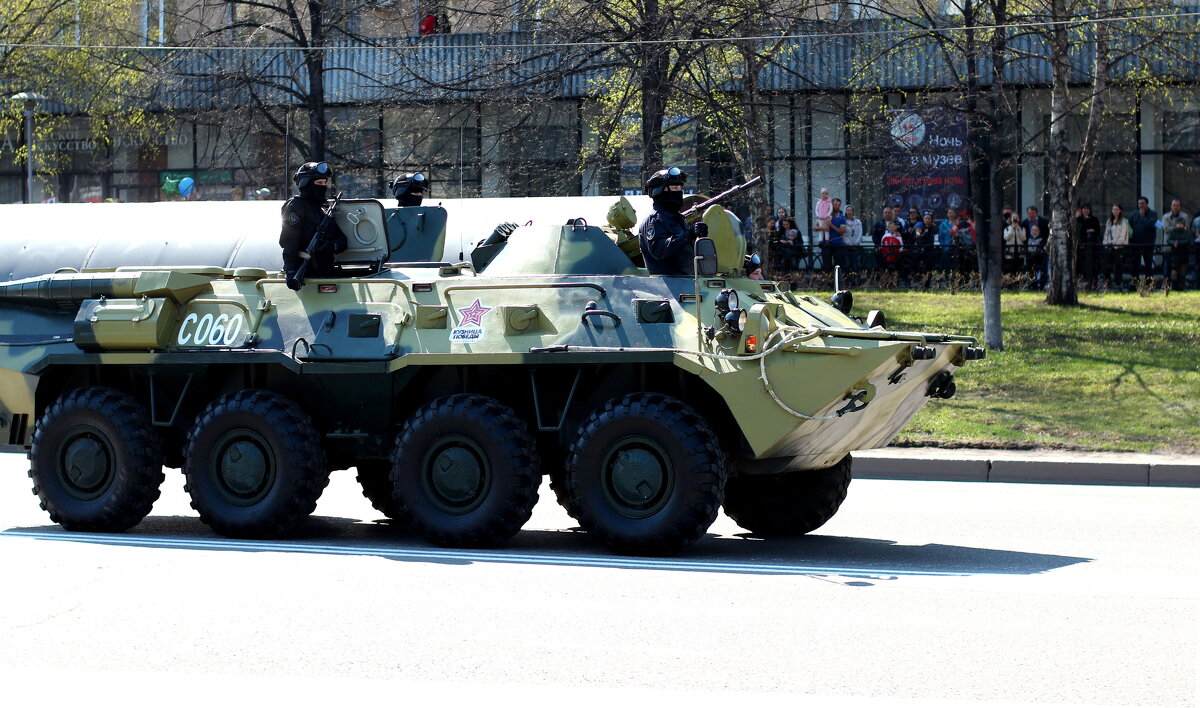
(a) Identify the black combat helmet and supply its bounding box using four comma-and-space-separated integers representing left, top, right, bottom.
293, 161, 333, 189
390, 172, 428, 199
644, 167, 687, 198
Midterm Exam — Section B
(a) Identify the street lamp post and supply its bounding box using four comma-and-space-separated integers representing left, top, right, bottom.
9, 92, 45, 203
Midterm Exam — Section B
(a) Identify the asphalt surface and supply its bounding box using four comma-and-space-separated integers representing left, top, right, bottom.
855, 447, 1199, 487
0, 452, 1196, 707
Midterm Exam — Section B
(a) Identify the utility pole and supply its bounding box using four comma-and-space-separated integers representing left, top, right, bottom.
10, 93, 44, 203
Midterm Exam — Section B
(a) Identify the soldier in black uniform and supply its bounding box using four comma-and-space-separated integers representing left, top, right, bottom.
638, 167, 708, 276
389, 172, 428, 207
280, 161, 347, 290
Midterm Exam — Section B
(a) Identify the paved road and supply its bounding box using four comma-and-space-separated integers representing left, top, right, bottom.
0, 452, 1196, 706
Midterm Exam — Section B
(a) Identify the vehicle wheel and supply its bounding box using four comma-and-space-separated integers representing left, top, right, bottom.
183, 390, 329, 538
390, 394, 540, 547
539, 439, 579, 520
356, 459, 407, 523
28, 387, 164, 532
563, 394, 726, 556
547, 469, 579, 521
723, 456, 852, 536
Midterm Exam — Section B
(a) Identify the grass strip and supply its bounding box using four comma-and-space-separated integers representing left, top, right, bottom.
840, 290, 1200, 453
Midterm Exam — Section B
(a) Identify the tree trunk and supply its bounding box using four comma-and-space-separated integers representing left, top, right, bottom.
972, 0, 1004, 350
639, 0, 666, 174
982, 111, 1005, 350
740, 42, 770, 261
1045, 0, 1077, 305
305, 0, 328, 161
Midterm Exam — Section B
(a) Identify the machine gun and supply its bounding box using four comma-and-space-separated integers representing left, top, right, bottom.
681, 175, 763, 222
287, 191, 343, 290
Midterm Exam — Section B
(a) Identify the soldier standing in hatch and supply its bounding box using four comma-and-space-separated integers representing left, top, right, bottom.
280, 161, 347, 289
390, 171, 428, 207
638, 167, 708, 276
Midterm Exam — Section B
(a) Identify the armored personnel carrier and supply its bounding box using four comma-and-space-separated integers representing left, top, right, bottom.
0, 195, 981, 555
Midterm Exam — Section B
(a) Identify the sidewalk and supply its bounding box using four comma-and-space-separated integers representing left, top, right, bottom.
852, 447, 1199, 487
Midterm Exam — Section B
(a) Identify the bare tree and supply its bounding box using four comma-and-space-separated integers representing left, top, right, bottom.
842, 0, 1016, 349
1032, 0, 1189, 304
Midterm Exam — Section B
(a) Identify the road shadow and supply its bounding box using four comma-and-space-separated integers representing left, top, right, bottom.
1, 513, 1090, 581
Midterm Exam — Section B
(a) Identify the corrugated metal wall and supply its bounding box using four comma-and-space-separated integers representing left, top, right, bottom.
155, 16, 1200, 109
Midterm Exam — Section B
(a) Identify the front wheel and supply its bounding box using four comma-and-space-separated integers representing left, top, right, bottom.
28, 387, 165, 532
722, 456, 852, 536
563, 394, 726, 556
183, 390, 329, 538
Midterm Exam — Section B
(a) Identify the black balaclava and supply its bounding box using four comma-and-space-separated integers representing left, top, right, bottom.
397, 190, 424, 207
655, 190, 684, 212
299, 182, 327, 203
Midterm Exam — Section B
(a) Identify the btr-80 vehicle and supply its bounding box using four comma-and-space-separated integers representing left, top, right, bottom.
0, 194, 981, 555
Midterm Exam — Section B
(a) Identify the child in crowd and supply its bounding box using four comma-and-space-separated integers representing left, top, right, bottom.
880, 220, 904, 268
814, 188, 833, 238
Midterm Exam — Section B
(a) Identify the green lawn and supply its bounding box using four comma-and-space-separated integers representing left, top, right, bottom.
838, 290, 1200, 453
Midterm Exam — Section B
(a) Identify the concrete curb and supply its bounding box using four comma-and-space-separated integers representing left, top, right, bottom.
852, 449, 1200, 487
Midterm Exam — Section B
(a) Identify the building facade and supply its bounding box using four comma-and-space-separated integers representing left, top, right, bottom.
4, 4, 1200, 251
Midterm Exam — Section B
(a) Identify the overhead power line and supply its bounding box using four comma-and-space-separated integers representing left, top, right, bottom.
1, 9, 1198, 52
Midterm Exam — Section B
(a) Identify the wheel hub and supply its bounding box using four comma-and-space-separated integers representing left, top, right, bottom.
213, 431, 274, 506
59, 430, 114, 499
423, 436, 488, 514
602, 437, 672, 518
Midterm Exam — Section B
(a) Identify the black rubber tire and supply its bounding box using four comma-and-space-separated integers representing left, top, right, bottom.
547, 469, 579, 521
28, 387, 164, 532
356, 459, 407, 523
563, 394, 726, 556
183, 390, 329, 538
390, 394, 540, 547
723, 456, 852, 536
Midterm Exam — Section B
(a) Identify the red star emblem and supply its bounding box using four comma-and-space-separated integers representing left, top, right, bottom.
457, 298, 491, 327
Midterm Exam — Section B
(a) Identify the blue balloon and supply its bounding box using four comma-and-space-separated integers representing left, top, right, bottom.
179, 177, 195, 197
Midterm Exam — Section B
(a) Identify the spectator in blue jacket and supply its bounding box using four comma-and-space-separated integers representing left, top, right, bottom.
1127, 196, 1158, 281
938, 208, 958, 247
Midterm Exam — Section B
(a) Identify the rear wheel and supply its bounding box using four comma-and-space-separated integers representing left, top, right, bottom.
723, 456, 852, 536
563, 394, 725, 556
390, 394, 540, 547
29, 387, 164, 532
356, 460, 407, 523
547, 469, 579, 521
183, 390, 329, 538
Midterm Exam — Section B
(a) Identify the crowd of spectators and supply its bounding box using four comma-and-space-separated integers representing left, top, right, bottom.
751, 192, 1200, 290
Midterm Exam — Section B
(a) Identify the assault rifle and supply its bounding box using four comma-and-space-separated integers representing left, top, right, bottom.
287, 191, 343, 291
681, 175, 763, 221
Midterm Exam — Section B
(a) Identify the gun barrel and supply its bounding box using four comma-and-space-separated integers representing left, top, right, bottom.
0, 273, 141, 310
682, 175, 764, 218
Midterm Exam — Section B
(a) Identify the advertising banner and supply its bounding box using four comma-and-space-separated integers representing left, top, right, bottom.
883, 108, 970, 218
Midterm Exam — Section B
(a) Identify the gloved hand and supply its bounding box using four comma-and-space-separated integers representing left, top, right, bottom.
692, 222, 709, 238
312, 238, 337, 255
286, 275, 303, 291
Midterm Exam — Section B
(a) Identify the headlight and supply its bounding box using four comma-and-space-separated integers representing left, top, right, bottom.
724, 308, 747, 334
714, 288, 738, 316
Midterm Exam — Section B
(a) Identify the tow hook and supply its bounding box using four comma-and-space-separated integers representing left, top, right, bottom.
927, 371, 957, 399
